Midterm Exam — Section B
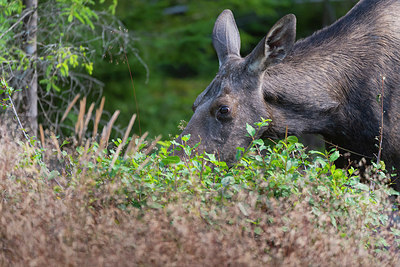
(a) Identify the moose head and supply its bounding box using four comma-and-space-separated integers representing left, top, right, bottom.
172, 10, 300, 164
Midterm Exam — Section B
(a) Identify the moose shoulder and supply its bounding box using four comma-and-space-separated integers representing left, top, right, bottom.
174, 0, 400, 189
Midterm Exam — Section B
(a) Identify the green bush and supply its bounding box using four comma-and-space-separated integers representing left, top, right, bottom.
1, 117, 399, 265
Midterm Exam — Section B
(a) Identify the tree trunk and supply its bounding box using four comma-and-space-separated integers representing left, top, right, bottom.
23, 0, 38, 135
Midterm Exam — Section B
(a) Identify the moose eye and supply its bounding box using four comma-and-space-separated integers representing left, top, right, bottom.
213, 102, 233, 121
216, 105, 232, 121
219, 105, 230, 114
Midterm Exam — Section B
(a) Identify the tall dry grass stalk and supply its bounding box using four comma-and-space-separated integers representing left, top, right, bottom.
93, 96, 105, 137
54, 93, 161, 168
75, 96, 86, 138
109, 113, 136, 171
59, 95, 123, 150
125, 131, 148, 158
82, 102, 95, 140
98, 109, 120, 152
50, 131, 62, 160
61, 93, 81, 123
39, 123, 45, 148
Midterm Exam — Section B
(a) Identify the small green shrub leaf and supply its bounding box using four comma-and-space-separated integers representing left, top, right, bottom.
286, 136, 298, 144
162, 156, 181, 164
238, 202, 249, 217
329, 150, 340, 162
254, 227, 263, 235
181, 134, 191, 142
246, 123, 256, 137
354, 183, 370, 191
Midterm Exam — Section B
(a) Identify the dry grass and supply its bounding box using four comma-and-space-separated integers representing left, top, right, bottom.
0, 123, 399, 266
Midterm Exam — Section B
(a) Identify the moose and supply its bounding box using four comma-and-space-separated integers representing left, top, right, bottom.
174, 0, 400, 189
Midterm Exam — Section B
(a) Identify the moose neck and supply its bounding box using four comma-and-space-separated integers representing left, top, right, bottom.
262, 2, 387, 142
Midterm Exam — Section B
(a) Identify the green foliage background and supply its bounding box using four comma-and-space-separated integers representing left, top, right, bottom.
94, 0, 357, 138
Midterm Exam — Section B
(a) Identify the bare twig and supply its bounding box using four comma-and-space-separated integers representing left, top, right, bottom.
377, 75, 385, 165
8, 95, 31, 143
0, 9, 35, 40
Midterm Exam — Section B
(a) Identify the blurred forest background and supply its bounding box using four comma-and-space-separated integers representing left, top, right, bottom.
97, 0, 358, 139
1, 0, 359, 140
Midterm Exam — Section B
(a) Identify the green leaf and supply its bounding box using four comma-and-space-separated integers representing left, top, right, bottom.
238, 202, 249, 217
60, 140, 70, 148
387, 187, 400, 196
51, 83, 61, 92
246, 123, 256, 137
253, 139, 264, 146
391, 227, 400, 236
181, 134, 191, 142
161, 156, 181, 165
254, 227, 263, 235
53, 185, 63, 193
330, 215, 337, 228
286, 136, 298, 144
45, 65, 52, 77
205, 152, 216, 162
221, 176, 234, 186
353, 183, 370, 191
329, 150, 340, 162
157, 140, 170, 147
73, 10, 85, 24
148, 202, 163, 209
48, 170, 60, 180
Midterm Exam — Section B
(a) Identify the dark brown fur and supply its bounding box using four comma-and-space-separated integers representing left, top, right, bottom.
175, 0, 400, 189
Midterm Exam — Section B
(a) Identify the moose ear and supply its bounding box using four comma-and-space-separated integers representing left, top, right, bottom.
213, 9, 241, 66
247, 14, 296, 73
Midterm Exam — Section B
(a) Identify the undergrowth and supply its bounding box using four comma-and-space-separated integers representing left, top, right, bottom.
1, 113, 400, 266
0, 79, 399, 265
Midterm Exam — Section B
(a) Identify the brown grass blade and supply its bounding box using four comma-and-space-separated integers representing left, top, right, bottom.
109, 114, 137, 171
82, 102, 95, 141
61, 93, 80, 123
125, 131, 148, 158
99, 110, 120, 151
76, 97, 86, 139
93, 97, 105, 138
144, 135, 162, 156
122, 114, 137, 146
134, 156, 151, 175
124, 134, 137, 159
39, 124, 45, 148
50, 132, 62, 160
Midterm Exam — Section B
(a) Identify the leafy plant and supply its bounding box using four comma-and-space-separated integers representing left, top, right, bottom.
0, 0, 139, 136
0, 110, 399, 264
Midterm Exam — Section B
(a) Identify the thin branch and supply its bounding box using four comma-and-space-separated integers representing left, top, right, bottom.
0, 9, 35, 40
8, 95, 30, 142
376, 75, 385, 164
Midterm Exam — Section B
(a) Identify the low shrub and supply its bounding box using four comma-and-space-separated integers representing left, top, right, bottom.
0, 117, 399, 266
